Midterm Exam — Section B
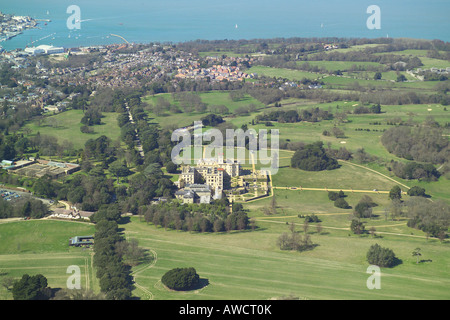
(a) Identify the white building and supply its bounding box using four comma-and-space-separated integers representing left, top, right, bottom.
25, 44, 64, 55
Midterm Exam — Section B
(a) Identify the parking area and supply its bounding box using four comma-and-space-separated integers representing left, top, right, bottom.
1, 189, 23, 202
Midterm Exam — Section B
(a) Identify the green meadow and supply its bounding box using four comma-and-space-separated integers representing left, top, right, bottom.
125, 213, 450, 300
0, 220, 97, 299
143, 91, 266, 128
22, 109, 121, 150
247, 66, 320, 81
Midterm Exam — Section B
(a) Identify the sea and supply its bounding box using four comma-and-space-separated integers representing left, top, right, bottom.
1, 0, 449, 51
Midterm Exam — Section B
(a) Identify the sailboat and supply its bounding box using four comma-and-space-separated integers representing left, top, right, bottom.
235, 24, 238, 29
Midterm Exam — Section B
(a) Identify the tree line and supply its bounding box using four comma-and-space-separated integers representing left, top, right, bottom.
142, 201, 251, 233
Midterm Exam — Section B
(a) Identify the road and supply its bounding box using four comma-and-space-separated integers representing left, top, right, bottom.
272, 186, 401, 194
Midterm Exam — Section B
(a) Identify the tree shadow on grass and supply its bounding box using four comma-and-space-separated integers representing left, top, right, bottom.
191, 278, 209, 291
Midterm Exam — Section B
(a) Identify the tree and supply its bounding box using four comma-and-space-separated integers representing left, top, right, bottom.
354, 196, 377, 219
161, 268, 200, 291
389, 186, 402, 200
328, 191, 339, 201
334, 198, 350, 209
412, 248, 422, 264
109, 160, 131, 180
316, 223, 323, 234
370, 103, 381, 114
291, 142, 339, 171
369, 226, 377, 238
143, 163, 163, 178
115, 238, 146, 267
350, 219, 365, 235
165, 161, 178, 174
81, 108, 103, 126
407, 186, 426, 197
21, 201, 32, 218
12, 274, 51, 300
270, 196, 278, 215
396, 74, 407, 82
367, 244, 398, 268
33, 175, 57, 198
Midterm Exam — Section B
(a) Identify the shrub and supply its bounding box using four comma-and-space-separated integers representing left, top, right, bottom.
407, 186, 426, 197
161, 267, 200, 291
334, 198, 350, 209
350, 219, 365, 234
304, 214, 321, 223
328, 191, 339, 201
366, 244, 398, 268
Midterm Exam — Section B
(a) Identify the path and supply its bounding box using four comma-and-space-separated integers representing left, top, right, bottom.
255, 218, 429, 239
272, 186, 397, 194
339, 160, 411, 190
131, 249, 158, 300
125, 102, 145, 158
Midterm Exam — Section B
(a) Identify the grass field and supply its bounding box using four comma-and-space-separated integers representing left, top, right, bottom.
125, 214, 450, 300
22, 109, 121, 150
247, 66, 320, 81
0, 220, 97, 299
143, 91, 266, 128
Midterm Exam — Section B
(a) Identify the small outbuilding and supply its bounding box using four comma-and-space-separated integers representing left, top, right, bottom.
69, 236, 94, 247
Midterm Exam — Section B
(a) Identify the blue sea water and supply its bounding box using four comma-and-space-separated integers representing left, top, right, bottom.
1, 0, 449, 51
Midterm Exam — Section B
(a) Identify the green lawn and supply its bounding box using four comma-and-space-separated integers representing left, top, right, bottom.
247, 66, 320, 81
126, 214, 450, 300
0, 220, 97, 299
143, 91, 266, 128
22, 109, 121, 150
302, 61, 383, 72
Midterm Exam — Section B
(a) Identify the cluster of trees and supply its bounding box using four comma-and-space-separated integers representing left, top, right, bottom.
332, 195, 350, 209
404, 197, 449, 239
0, 197, 49, 219
381, 126, 449, 164
302, 214, 321, 223
80, 108, 103, 126
407, 186, 426, 197
387, 160, 440, 181
277, 222, 315, 252
350, 219, 366, 235
11, 274, 51, 300
161, 268, 200, 291
142, 200, 251, 233
33, 172, 115, 212
0, 131, 76, 161
201, 114, 224, 127
329, 191, 352, 210
255, 107, 333, 124
353, 104, 382, 114
291, 142, 339, 171
353, 196, 378, 219
366, 244, 399, 268
325, 146, 352, 161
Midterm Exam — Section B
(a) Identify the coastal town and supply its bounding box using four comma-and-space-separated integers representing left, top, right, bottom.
0, 42, 261, 111
0, 11, 39, 44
